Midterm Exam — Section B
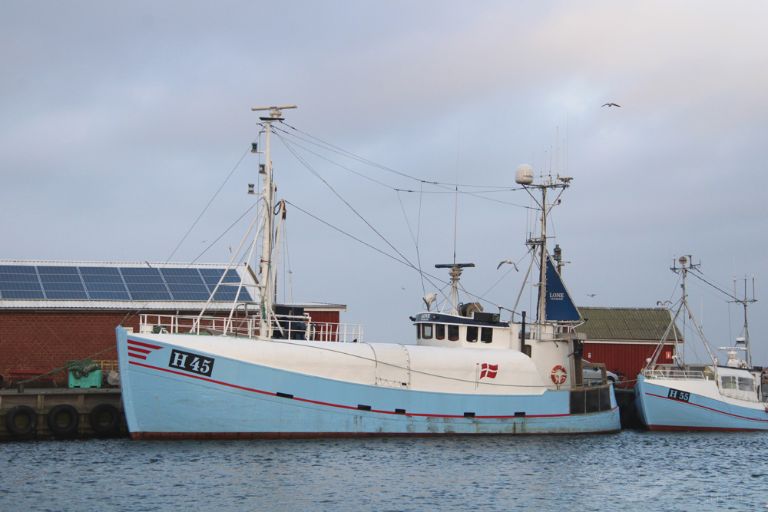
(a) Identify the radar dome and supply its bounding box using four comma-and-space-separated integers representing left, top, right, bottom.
515, 164, 534, 185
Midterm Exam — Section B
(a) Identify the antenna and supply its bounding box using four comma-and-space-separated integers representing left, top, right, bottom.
251, 104, 298, 121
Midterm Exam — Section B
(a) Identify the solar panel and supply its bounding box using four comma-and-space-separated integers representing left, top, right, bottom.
0, 265, 36, 274
129, 291, 173, 301
122, 276, 164, 285
84, 282, 126, 292
0, 281, 42, 290
200, 268, 240, 283
40, 282, 85, 291
45, 291, 89, 300
161, 268, 202, 279
1, 290, 45, 299
172, 292, 211, 300
0, 264, 252, 302
0, 263, 44, 301
213, 288, 252, 302
79, 267, 121, 276
0, 280, 40, 291
121, 267, 162, 277
37, 266, 78, 275
0, 273, 39, 283
39, 274, 82, 283
88, 291, 131, 300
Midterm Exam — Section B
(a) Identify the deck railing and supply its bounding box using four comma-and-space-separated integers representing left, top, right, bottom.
643, 368, 708, 380
138, 313, 363, 343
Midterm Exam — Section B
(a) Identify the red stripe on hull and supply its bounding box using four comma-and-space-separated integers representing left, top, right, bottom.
127, 346, 152, 354
645, 392, 768, 423
128, 360, 616, 420
128, 352, 147, 360
127, 339, 163, 350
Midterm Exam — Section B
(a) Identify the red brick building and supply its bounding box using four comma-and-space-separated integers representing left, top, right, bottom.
0, 260, 345, 386
576, 307, 682, 387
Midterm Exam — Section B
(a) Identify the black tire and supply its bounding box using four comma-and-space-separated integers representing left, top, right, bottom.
89, 404, 120, 436
5, 405, 37, 437
46, 404, 80, 438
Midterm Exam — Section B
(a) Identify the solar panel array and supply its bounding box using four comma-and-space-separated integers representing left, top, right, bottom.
0, 265, 252, 302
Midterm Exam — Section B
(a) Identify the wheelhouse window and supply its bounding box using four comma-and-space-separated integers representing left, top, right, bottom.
481, 327, 493, 343
466, 326, 478, 342
422, 324, 433, 340
448, 325, 459, 341
721, 376, 737, 389
435, 324, 445, 340
416, 325, 421, 339
738, 377, 754, 391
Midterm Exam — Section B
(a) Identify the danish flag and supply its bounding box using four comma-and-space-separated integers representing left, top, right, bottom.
480, 363, 499, 379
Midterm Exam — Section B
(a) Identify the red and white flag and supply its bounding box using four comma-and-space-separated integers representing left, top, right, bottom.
480, 363, 499, 379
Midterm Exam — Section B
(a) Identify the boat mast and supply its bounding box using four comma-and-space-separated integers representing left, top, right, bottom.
251, 104, 297, 338
515, 165, 571, 326
435, 263, 475, 315
536, 184, 548, 324
732, 277, 757, 368
672, 255, 717, 366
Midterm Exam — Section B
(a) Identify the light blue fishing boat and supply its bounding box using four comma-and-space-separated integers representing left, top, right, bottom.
116, 106, 619, 439
635, 256, 768, 431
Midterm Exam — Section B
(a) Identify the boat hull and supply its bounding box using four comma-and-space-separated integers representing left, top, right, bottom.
118, 328, 620, 438
635, 375, 768, 431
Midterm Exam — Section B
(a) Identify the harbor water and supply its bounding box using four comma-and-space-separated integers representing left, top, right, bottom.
1, 431, 766, 511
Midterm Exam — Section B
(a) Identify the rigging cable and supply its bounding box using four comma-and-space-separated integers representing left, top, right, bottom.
190, 203, 258, 264
688, 268, 742, 302
396, 188, 427, 298
165, 147, 250, 263
277, 132, 417, 269
274, 126, 531, 207
276, 122, 523, 190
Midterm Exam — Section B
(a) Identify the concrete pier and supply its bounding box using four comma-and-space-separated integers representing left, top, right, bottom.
1, 388, 125, 441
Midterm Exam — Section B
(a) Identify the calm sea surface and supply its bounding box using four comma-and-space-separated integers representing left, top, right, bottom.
1, 431, 766, 511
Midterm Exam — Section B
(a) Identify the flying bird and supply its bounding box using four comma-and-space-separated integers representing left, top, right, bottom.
602, 103, 621, 108
586, 293, 597, 298
497, 260, 519, 271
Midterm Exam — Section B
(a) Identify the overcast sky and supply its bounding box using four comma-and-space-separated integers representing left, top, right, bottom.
2, 1, 767, 363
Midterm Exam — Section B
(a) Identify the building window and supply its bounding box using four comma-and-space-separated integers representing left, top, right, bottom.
481, 327, 493, 343
467, 326, 478, 342
422, 324, 433, 340
448, 325, 459, 341
435, 324, 445, 340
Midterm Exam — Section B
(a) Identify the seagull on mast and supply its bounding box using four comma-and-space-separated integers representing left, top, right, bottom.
602, 102, 621, 108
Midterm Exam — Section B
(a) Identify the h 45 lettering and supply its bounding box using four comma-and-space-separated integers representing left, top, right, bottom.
169, 349, 215, 376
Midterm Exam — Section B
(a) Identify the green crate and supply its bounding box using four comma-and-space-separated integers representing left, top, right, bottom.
68, 369, 102, 388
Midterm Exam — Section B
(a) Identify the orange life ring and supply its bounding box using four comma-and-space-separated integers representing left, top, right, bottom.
550, 365, 567, 385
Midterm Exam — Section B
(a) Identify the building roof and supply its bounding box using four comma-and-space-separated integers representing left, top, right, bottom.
576, 307, 683, 342
0, 259, 256, 311
0, 260, 347, 312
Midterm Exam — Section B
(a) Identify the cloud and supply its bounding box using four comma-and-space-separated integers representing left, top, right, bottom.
1, 1, 767, 360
